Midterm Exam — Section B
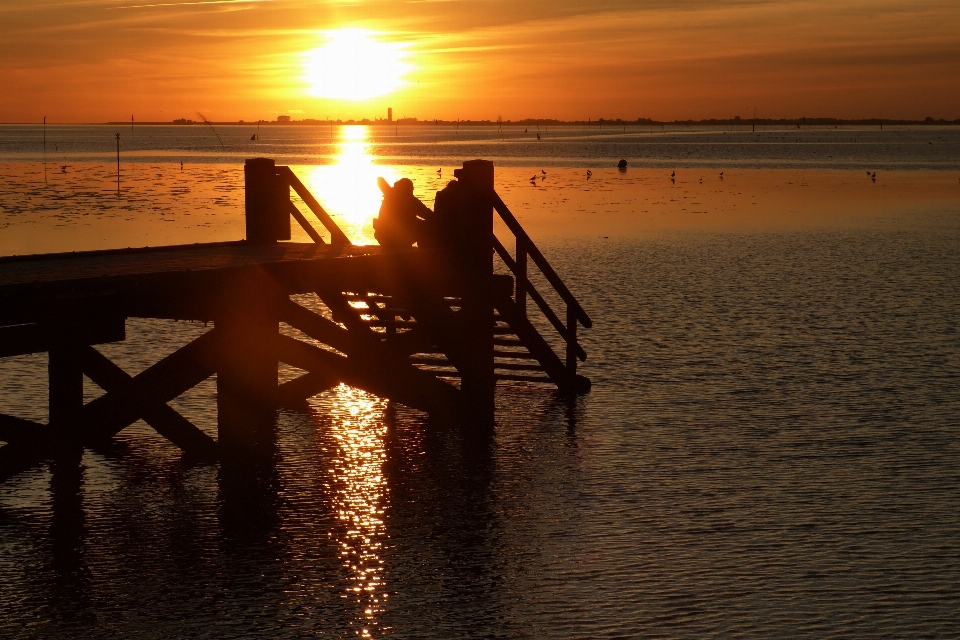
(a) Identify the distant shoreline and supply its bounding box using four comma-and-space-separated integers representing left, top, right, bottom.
2, 117, 958, 127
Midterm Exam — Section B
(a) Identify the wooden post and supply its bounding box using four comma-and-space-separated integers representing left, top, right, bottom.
216, 268, 280, 456
453, 160, 495, 421
49, 345, 83, 428
515, 236, 527, 317
245, 158, 291, 244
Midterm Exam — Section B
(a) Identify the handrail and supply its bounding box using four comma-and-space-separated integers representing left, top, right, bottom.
279, 166, 352, 246
493, 236, 586, 361
483, 188, 591, 328
286, 201, 325, 244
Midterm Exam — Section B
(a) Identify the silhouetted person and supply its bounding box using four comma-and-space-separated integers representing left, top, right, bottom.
374, 177, 435, 249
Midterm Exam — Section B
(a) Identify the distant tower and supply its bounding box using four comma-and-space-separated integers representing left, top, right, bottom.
388, 107, 393, 123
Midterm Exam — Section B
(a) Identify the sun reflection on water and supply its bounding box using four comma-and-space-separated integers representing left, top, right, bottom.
325, 383, 390, 636
301, 126, 398, 245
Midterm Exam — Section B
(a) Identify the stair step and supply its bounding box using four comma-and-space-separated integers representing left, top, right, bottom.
495, 373, 553, 384
344, 294, 394, 303
363, 319, 418, 328
409, 356, 451, 365
494, 362, 545, 372
494, 350, 539, 359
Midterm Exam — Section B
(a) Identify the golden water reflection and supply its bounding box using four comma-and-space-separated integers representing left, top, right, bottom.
301, 126, 399, 245
324, 383, 390, 636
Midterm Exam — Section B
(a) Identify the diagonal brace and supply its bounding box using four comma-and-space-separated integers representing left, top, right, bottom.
77, 345, 218, 460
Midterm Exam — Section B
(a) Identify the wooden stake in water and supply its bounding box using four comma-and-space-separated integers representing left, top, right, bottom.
115, 132, 121, 194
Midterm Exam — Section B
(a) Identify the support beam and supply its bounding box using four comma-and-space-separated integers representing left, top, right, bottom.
0, 413, 56, 446
215, 269, 281, 455
78, 329, 220, 441
279, 298, 351, 354
0, 442, 49, 484
78, 346, 218, 460
49, 345, 83, 429
277, 335, 459, 419
277, 371, 340, 408
0, 316, 125, 358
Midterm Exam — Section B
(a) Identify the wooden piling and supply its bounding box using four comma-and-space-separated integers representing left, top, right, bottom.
48, 343, 83, 428
245, 158, 291, 244
215, 268, 281, 456
454, 160, 496, 421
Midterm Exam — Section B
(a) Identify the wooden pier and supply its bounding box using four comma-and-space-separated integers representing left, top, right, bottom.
0, 158, 591, 482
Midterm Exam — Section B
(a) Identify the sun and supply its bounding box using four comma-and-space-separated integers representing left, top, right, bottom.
304, 29, 410, 101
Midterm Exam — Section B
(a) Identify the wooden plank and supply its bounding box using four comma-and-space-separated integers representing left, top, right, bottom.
493, 362, 545, 372
0, 442, 50, 484
493, 290, 571, 391
77, 345, 218, 460
0, 317, 125, 358
277, 334, 459, 418
280, 298, 351, 353
0, 413, 56, 446
494, 350, 540, 360
495, 374, 553, 384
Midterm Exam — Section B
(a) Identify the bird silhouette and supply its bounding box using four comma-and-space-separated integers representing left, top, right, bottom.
671, 171, 675, 178
530, 175, 538, 181
866, 170, 871, 175
437, 168, 442, 175
60, 165, 67, 173
719, 171, 723, 177
541, 170, 547, 175
872, 172, 876, 178
586, 170, 592, 180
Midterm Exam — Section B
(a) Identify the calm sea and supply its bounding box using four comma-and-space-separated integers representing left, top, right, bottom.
1, 126, 959, 638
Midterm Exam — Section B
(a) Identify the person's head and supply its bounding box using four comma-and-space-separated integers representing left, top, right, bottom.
392, 178, 414, 196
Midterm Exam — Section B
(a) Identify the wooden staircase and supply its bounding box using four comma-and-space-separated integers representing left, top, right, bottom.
283, 168, 593, 396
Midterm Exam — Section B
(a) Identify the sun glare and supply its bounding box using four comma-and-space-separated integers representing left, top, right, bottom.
302, 126, 399, 244
304, 29, 410, 101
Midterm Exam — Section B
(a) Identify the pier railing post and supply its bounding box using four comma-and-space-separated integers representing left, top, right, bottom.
245, 158, 291, 244
454, 159, 496, 421
516, 236, 527, 317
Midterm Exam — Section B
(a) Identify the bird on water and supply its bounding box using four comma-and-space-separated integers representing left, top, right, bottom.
671, 171, 675, 178
586, 170, 592, 180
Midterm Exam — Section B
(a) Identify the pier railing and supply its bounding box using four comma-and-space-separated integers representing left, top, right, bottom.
485, 189, 592, 379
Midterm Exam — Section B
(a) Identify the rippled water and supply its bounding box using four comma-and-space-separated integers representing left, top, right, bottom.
1, 127, 960, 637
2, 229, 959, 637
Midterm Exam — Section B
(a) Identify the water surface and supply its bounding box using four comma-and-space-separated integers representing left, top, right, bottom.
1, 126, 959, 638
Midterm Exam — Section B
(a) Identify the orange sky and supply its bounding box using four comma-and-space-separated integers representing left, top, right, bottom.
1, 0, 958, 123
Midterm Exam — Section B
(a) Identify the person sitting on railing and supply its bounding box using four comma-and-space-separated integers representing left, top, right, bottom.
374, 177, 435, 249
